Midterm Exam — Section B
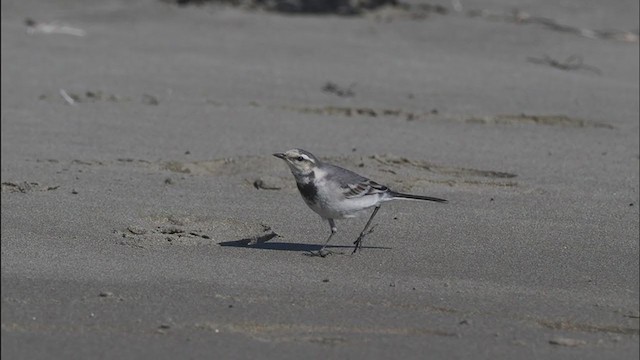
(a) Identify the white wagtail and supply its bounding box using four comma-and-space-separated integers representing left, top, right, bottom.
273, 149, 447, 256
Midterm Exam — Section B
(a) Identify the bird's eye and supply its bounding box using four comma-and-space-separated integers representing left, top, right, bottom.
296, 156, 304, 161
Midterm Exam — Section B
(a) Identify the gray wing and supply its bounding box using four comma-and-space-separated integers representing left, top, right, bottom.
324, 164, 390, 199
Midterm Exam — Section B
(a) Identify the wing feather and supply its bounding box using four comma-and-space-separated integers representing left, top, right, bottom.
323, 164, 390, 199
342, 179, 389, 199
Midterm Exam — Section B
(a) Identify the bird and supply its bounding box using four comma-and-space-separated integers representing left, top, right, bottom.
273, 149, 447, 256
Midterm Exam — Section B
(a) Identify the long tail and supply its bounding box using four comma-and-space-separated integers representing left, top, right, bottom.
389, 191, 448, 203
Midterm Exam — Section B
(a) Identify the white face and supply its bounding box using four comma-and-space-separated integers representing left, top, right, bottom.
273, 149, 317, 174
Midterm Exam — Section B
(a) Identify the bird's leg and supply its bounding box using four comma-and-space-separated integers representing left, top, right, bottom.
311, 219, 337, 257
352, 206, 380, 254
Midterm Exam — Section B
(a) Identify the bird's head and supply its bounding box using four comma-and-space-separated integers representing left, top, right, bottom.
273, 149, 320, 175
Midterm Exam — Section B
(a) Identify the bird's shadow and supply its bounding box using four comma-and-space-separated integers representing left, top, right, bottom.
218, 232, 391, 254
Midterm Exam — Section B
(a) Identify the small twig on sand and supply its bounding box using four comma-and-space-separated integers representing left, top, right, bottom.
59, 89, 76, 105
527, 54, 602, 75
25, 18, 86, 37
322, 82, 356, 97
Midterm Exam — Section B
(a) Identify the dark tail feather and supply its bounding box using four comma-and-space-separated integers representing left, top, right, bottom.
390, 191, 448, 203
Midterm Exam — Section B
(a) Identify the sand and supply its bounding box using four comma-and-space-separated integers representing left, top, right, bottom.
1, 0, 638, 358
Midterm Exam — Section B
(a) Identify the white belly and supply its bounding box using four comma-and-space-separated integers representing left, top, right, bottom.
303, 178, 383, 220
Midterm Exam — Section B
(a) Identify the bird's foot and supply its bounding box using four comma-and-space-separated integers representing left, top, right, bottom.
351, 224, 378, 254
306, 249, 333, 257
351, 241, 361, 255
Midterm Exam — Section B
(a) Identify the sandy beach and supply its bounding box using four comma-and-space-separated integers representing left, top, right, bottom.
1, 0, 638, 358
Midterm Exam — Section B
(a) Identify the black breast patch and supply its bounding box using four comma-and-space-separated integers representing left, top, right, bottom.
296, 181, 318, 203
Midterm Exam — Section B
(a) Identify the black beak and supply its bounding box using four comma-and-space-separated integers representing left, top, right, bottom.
273, 153, 286, 159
